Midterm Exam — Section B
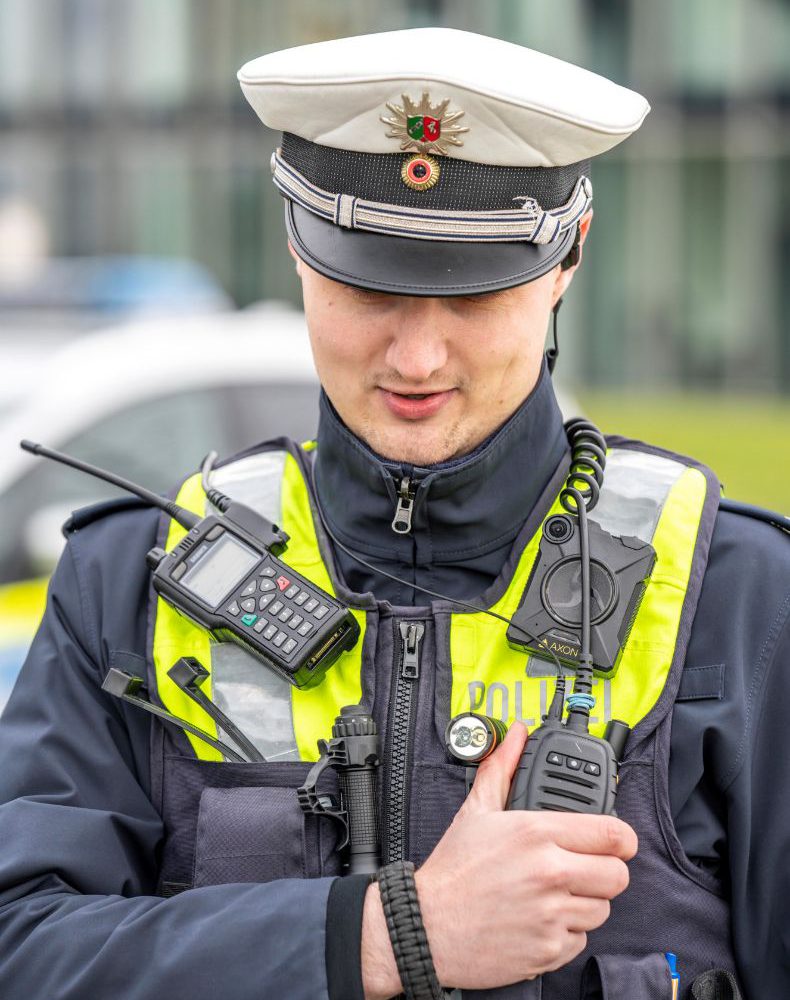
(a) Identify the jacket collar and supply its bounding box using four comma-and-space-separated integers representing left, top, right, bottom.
312, 362, 568, 568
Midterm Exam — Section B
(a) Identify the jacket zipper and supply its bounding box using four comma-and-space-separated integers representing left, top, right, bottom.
384, 619, 425, 863
391, 476, 416, 534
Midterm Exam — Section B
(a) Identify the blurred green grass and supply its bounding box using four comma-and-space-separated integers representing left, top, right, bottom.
577, 393, 790, 512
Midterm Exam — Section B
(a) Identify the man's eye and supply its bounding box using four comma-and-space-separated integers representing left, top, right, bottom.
461, 294, 494, 305
349, 287, 387, 304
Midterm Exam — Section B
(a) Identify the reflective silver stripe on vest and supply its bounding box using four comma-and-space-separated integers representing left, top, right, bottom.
207, 450, 298, 761
208, 450, 288, 525
590, 449, 686, 543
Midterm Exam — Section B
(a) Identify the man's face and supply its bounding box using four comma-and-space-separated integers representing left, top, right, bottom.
293, 240, 582, 466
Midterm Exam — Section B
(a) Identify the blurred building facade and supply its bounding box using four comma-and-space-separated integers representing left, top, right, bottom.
0, 0, 788, 391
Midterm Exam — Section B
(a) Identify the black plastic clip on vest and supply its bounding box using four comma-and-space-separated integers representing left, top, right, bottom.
167, 656, 265, 763
101, 667, 249, 763
297, 705, 382, 875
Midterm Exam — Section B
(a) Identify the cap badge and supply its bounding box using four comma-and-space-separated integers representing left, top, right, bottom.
381, 92, 468, 156
401, 154, 440, 191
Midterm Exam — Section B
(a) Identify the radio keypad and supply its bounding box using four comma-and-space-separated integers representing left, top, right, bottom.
226, 560, 338, 660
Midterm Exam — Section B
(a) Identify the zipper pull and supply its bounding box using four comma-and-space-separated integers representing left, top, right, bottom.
391, 476, 415, 535
399, 621, 424, 679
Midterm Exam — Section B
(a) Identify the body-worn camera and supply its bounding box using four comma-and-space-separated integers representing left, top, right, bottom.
506, 514, 656, 677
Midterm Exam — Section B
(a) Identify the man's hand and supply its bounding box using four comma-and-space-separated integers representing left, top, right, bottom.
361, 723, 638, 999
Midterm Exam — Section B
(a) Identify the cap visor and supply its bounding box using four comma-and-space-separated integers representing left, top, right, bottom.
285, 201, 575, 297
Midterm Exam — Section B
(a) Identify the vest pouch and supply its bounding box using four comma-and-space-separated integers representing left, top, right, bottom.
580, 953, 672, 999
159, 757, 341, 892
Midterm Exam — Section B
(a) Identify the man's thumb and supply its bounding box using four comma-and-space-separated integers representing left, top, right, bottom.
464, 721, 528, 813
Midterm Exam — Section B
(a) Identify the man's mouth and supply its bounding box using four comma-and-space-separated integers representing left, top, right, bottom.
378, 387, 457, 420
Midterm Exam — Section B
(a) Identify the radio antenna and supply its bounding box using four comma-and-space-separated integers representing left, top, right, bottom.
20, 440, 200, 531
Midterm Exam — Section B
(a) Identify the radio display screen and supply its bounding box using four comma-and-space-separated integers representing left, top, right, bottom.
180, 533, 258, 606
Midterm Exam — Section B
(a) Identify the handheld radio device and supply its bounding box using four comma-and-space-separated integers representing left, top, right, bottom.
506, 704, 629, 815
146, 514, 357, 689
20, 441, 359, 689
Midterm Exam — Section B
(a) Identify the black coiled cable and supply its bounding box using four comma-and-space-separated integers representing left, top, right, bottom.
560, 417, 607, 519
558, 418, 607, 731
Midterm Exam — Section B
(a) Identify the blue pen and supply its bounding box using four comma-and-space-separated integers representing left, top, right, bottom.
664, 952, 680, 999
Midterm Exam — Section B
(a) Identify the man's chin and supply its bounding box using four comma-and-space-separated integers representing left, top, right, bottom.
361, 422, 472, 467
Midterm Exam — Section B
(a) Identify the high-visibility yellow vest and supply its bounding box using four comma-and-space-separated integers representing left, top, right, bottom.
150, 440, 711, 762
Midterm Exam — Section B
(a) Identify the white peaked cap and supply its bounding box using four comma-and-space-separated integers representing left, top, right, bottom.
238, 27, 649, 168
236, 28, 650, 296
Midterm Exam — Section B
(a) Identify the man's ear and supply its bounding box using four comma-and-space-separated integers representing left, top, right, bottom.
551, 209, 593, 306
576, 210, 593, 260
287, 241, 303, 277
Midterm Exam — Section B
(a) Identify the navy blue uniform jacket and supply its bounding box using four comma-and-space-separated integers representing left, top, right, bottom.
0, 382, 788, 999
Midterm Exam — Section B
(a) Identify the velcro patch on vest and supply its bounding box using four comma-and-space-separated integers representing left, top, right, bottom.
676, 664, 724, 701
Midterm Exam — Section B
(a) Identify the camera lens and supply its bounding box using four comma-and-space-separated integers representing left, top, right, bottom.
544, 515, 573, 543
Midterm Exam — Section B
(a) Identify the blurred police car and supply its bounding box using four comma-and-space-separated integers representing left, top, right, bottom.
0, 304, 320, 708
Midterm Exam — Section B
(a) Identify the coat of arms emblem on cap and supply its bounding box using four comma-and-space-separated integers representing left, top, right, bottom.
381, 92, 469, 156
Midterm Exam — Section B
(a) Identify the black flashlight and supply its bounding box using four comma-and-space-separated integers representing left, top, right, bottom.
298, 705, 381, 875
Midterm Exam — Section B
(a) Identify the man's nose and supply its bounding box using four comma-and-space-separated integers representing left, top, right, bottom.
384, 302, 450, 383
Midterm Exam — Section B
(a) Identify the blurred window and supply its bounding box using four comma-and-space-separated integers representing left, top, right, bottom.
0, 381, 319, 584
230, 382, 319, 447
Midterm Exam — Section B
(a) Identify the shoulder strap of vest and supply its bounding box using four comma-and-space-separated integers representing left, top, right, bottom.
719, 497, 790, 536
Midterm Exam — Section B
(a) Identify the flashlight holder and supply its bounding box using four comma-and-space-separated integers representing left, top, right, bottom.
297, 705, 382, 875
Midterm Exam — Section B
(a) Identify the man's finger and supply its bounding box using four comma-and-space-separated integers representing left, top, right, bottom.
464, 721, 528, 813
558, 852, 631, 898
533, 813, 638, 861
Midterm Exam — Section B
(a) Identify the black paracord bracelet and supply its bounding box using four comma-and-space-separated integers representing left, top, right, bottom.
377, 861, 445, 1000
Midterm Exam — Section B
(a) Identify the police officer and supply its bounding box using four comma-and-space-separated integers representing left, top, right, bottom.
0, 27, 787, 1000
